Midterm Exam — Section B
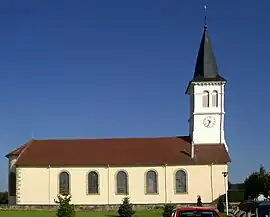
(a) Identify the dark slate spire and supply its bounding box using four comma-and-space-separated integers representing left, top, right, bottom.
192, 25, 226, 82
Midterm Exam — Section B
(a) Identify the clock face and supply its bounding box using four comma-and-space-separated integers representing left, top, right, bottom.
203, 116, 216, 128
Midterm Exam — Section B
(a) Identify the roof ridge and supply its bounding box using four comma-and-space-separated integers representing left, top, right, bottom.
31, 136, 189, 141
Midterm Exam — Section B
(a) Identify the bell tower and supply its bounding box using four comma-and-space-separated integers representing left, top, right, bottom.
186, 24, 227, 149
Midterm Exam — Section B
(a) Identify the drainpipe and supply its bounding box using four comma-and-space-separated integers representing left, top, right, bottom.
164, 164, 168, 203
107, 164, 110, 205
210, 163, 214, 202
48, 165, 51, 205
219, 83, 222, 145
191, 141, 195, 158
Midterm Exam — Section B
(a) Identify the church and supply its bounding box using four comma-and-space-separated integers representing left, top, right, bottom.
6, 23, 231, 206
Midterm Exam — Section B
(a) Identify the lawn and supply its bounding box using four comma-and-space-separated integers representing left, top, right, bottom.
0, 210, 161, 217
0, 210, 227, 217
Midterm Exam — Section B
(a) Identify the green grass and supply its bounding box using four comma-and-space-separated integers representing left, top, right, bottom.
0, 210, 161, 217
0, 210, 227, 217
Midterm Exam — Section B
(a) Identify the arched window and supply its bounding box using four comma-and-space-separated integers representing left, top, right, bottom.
175, 170, 187, 193
202, 91, 210, 107
116, 171, 128, 195
9, 172, 16, 196
88, 171, 99, 194
146, 170, 158, 194
212, 90, 218, 107
59, 171, 70, 195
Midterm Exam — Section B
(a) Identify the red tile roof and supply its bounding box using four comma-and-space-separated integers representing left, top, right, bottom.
5, 142, 29, 157
6, 136, 231, 166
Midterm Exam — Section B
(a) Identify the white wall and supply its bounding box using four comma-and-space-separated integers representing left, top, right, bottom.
189, 82, 226, 145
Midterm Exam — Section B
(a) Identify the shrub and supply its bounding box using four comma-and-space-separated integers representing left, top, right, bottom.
54, 194, 75, 217
118, 197, 135, 217
162, 203, 176, 217
0, 192, 8, 204
217, 197, 225, 212
228, 189, 245, 202
197, 195, 203, 207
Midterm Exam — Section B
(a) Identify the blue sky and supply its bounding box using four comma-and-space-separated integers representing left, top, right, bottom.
0, 0, 266, 190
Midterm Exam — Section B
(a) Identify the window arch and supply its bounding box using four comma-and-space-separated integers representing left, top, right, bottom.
116, 171, 128, 195
202, 91, 210, 107
146, 170, 158, 194
212, 90, 218, 107
59, 171, 70, 195
88, 171, 99, 194
175, 170, 187, 193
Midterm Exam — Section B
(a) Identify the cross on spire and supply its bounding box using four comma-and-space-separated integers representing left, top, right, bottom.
204, 5, 207, 28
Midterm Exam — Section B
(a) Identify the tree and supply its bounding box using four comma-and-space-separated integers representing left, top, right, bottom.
244, 165, 270, 199
228, 181, 232, 190
217, 197, 225, 212
0, 192, 8, 204
118, 197, 135, 217
197, 195, 203, 207
54, 194, 75, 217
162, 203, 176, 217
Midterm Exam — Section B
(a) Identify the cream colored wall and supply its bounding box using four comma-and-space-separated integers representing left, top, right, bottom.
16, 164, 228, 205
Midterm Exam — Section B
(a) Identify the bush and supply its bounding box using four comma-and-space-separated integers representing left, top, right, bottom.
162, 203, 176, 217
0, 192, 8, 204
197, 195, 203, 207
118, 197, 135, 217
228, 189, 245, 202
54, 194, 75, 217
217, 197, 225, 212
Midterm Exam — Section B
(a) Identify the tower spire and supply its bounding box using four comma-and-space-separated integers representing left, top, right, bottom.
185, 9, 226, 94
